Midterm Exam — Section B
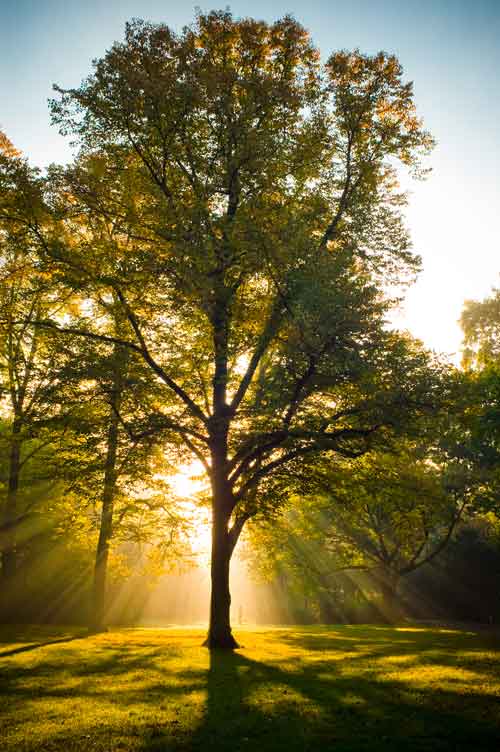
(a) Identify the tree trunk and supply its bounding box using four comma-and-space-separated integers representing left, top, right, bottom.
205, 294, 239, 648
319, 592, 340, 624
89, 391, 121, 633
204, 503, 239, 649
378, 570, 402, 623
1, 418, 22, 583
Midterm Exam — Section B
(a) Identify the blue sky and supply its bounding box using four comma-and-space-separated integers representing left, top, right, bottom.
1, 0, 499, 359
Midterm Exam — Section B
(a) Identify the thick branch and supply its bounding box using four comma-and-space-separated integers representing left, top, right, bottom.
319, 134, 355, 250
234, 425, 380, 502
228, 512, 251, 555
230, 297, 284, 413
400, 497, 468, 575
113, 288, 209, 426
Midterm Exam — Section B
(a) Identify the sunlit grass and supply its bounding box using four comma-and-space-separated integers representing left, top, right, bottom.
1, 625, 499, 751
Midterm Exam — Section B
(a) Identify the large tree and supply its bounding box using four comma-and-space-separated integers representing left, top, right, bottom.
6, 11, 440, 647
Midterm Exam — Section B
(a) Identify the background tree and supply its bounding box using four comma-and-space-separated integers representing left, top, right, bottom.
35, 303, 186, 633
461, 288, 500, 369
454, 289, 500, 516
0, 134, 184, 626
0, 206, 78, 590
249, 445, 470, 622
408, 515, 500, 624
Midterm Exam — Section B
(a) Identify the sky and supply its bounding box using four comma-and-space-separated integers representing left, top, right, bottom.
1, 0, 499, 361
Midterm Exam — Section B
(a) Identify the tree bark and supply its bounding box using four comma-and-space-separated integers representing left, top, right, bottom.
204, 424, 240, 649
377, 570, 402, 623
204, 504, 239, 649
1, 417, 22, 583
89, 341, 125, 632
204, 283, 241, 648
89, 402, 120, 632
319, 592, 340, 624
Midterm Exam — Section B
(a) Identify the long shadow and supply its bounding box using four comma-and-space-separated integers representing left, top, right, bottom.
173, 627, 500, 752
0, 637, 207, 751
0, 634, 87, 658
3, 626, 500, 752
131, 634, 500, 752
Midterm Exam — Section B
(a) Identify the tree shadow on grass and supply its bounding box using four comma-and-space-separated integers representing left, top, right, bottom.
0, 637, 208, 752
139, 627, 500, 752
2, 627, 500, 752
179, 648, 500, 752
0, 634, 88, 657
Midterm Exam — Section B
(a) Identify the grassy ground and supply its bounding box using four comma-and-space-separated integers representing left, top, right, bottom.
1, 624, 499, 751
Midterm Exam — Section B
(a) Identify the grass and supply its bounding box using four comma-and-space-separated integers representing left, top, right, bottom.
1, 624, 500, 751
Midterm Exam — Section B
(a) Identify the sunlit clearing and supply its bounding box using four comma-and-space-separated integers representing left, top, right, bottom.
136, 463, 270, 626
137, 552, 272, 627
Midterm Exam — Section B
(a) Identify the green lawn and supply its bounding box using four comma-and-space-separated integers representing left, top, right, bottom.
1, 624, 499, 751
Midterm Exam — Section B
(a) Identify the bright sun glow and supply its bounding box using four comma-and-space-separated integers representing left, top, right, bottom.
169, 460, 207, 499
168, 461, 211, 561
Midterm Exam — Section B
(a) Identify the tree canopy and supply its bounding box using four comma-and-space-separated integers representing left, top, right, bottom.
2, 10, 488, 646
